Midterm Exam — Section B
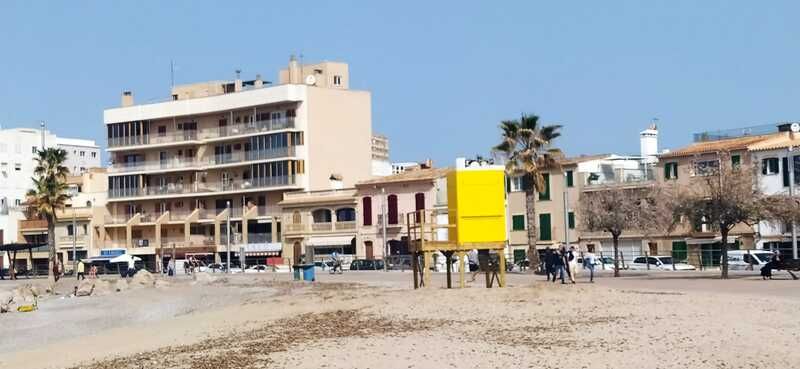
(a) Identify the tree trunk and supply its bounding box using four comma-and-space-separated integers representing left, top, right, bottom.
47, 215, 57, 284
720, 227, 729, 279
613, 233, 621, 278
525, 190, 539, 273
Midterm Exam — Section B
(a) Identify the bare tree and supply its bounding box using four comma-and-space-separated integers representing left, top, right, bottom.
669, 153, 763, 279
579, 184, 666, 277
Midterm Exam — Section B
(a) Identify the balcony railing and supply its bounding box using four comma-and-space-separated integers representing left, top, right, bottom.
247, 233, 273, 244
108, 130, 199, 148
202, 118, 295, 140
20, 219, 48, 230
58, 235, 87, 243
104, 214, 132, 224
311, 223, 333, 231
210, 146, 295, 166
108, 118, 295, 148
335, 221, 356, 230
284, 223, 305, 233
108, 175, 298, 199
109, 158, 198, 173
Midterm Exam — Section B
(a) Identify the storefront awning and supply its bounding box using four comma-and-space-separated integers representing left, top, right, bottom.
306, 236, 354, 247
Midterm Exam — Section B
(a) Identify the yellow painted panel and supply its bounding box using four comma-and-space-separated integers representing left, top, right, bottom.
447, 168, 507, 245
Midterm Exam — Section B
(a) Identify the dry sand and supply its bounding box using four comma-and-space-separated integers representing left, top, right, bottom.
1, 270, 798, 369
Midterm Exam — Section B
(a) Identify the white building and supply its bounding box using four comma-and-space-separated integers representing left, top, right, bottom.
0, 127, 100, 248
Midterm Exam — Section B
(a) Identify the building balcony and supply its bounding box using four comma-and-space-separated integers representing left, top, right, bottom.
335, 221, 356, 230
104, 214, 132, 225
108, 158, 199, 174
20, 219, 48, 231
108, 175, 299, 200
108, 130, 199, 149
58, 235, 87, 244
286, 221, 356, 234
209, 146, 296, 167
202, 118, 295, 141
107, 118, 295, 149
55, 206, 93, 219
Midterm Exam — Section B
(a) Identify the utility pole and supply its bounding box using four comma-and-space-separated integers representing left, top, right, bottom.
72, 207, 77, 272
226, 201, 231, 273
381, 187, 388, 271
40, 121, 45, 150
563, 173, 570, 249
790, 147, 798, 259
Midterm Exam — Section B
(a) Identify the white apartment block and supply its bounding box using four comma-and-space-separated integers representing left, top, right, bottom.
0, 127, 100, 249
101, 56, 374, 269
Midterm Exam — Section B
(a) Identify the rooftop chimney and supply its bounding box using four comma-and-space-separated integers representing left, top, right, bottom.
254, 74, 263, 88
121, 91, 134, 107
234, 69, 243, 92
288, 55, 301, 84
640, 123, 659, 164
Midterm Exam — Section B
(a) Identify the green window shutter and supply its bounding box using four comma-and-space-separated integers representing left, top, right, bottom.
672, 163, 678, 179
538, 174, 550, 200
512, 215, 525, 231
671, 241, 688, 262
566, 170, 574, 187
783, 157, 790, 187
539, 213, 551, 241
568, 212, 575, 229
664, 164, 671, 179
731, 155, 740, 168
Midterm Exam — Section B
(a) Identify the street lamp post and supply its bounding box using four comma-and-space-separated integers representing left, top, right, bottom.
72, 208, 77, 272
226, 201, 231, 273
381, 187, 388, 271
789, 147, 798, 259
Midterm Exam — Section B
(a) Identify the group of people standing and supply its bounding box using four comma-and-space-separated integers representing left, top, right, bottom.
75, 259, 97, 280
543, 245, 595, 284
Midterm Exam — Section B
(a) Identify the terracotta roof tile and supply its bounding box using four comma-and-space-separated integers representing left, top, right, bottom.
659, 135, 774, 158
746, 132, 800, 152
356, 168, 451, 187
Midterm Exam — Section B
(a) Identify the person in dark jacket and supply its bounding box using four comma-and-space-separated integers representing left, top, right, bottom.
544, 247, 555, 281
553, 248, 566, 284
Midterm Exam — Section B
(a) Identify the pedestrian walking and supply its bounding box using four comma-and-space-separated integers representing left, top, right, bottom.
89, 265, 97, 279
543, 247, 555, 282
583, 249, 596, 283
553, 248, 566, 284
76, 259, 86, 280
566, 246, 577, 284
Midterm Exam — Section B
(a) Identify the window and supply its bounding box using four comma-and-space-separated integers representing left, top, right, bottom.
67, 224, 74, 236
565, 170, 574, 187
538, 173, 550, 200
731, 155, 741, 168
80, 151, 85, 157
387, 194, 398, 225
507, 176, 523, 192
762, 158, 779, 175
158, 126, 167, 136
31, 146, 37, 154
333, 75, 342, 86
512, 215, 525, 231
362, 197, 372, 226
14, 163, 21, 171
415, 193, 425, 212
693, 160, 719, 176
664, 162, 678, 180
91, 152, 97, 158
538, 214, 551, 241
783, 157, 790, 187
568, 212, 575, 229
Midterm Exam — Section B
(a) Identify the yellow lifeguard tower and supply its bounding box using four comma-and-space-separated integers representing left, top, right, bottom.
407, 158, 508, 288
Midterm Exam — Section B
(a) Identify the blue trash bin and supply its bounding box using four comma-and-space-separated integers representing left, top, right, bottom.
301, 264, 315, 281
292, 265, 302, 280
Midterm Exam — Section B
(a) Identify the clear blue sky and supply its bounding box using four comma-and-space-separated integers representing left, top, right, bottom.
1, 1, 799, 165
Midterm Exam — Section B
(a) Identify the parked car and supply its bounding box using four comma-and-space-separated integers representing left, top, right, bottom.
726, 250, 774, 270
350, 259, 385, 270
245, 264, 270, 273
628, 256, 696, 271
207, 263, 225, 273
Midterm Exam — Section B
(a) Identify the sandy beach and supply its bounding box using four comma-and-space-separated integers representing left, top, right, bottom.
1, 270, 798, 369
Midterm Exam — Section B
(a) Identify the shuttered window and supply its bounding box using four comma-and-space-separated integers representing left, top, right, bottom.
362, 197, 372, 226
539, 213, 551, 241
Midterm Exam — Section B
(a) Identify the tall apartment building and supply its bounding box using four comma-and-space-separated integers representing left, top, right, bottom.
102, 57, 374, 269
0, 127, 100, 250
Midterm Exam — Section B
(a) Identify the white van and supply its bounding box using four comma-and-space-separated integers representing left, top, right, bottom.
725, 250, 773, 270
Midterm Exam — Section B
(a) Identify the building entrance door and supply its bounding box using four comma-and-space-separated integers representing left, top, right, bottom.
365, 241, 374, 259
293, 242, 302, 265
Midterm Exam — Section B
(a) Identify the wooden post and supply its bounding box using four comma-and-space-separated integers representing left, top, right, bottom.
498, 248, 506, 287
458, 251, 465, 288
423, 251, 432, 288
445, 251, 452, 289
412, 252, 419, 289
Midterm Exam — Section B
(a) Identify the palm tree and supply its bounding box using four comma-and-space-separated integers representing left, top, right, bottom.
25, 148, 70, 283
493, 114, 562, 270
